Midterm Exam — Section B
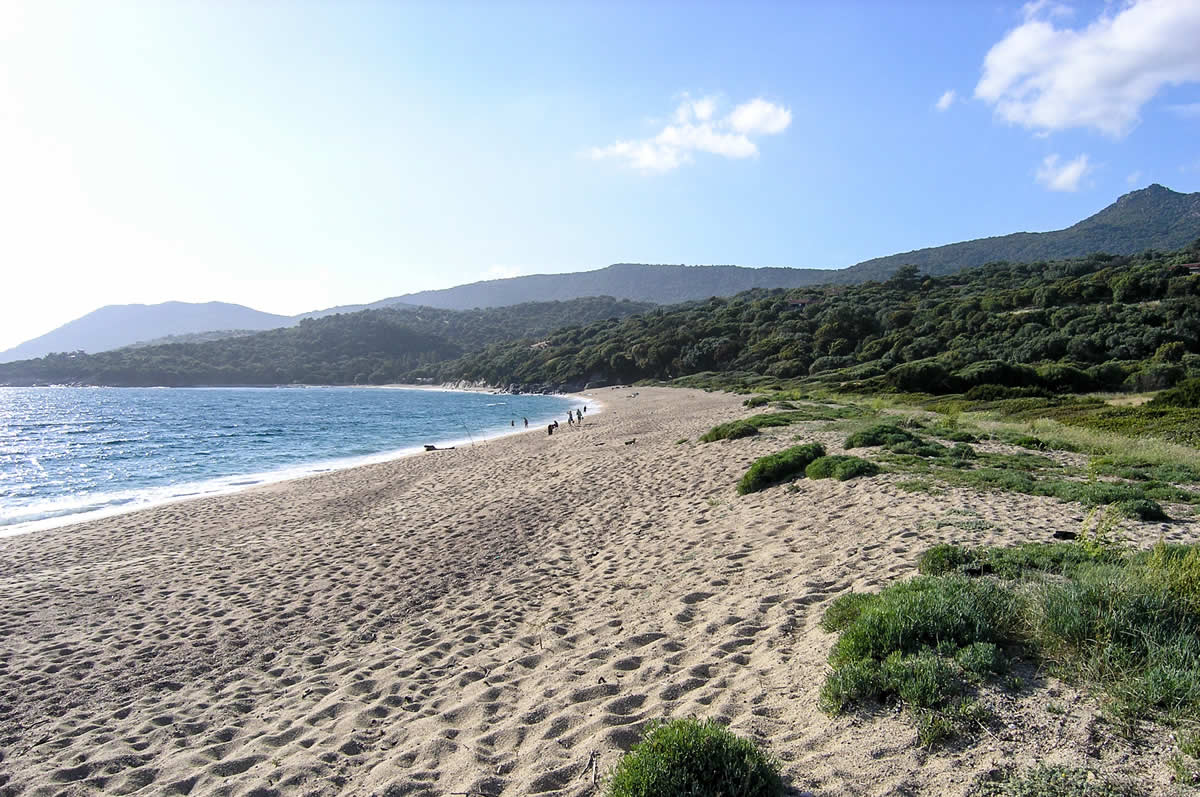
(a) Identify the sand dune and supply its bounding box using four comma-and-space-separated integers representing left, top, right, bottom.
1, 387, 1194, 796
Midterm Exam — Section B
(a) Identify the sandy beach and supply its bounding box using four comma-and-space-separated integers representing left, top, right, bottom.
1, 386, 1195, 796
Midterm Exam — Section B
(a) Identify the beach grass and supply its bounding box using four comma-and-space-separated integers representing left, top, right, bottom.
822, 537, 1200, 746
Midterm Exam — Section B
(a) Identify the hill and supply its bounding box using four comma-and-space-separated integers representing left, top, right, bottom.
430, 245, 1200, 393
838, 183, 1200, 282
0, 297, 654, 387
341, 184, 1200, 311
0, 301, 296, 363
371, 263, 836, 311
5, 185, 1198, 362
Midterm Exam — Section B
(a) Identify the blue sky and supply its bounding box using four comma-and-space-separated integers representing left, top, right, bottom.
2, 0, 1199, 350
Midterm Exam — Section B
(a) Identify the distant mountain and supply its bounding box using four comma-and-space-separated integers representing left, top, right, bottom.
7, 184, 1198, 363
340, 185, 1200, 311
360, 263, 836, 312
838, 184, 1200, 282
0, 302, 295, 363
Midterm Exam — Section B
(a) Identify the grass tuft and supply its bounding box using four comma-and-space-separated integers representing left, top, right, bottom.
975, 765, 1141, 796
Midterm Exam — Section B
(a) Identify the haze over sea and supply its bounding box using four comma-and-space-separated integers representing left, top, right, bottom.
0, 386, 578, 535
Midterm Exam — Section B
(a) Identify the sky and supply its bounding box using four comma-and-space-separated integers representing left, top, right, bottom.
2, 0, 1199, 351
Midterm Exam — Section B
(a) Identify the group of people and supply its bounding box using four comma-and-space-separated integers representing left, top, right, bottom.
547, 405, 587, 435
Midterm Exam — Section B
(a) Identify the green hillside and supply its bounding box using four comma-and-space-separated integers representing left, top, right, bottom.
839, 184, 1200, 282
0, 297, 653, 387
429, 244, 1200, 394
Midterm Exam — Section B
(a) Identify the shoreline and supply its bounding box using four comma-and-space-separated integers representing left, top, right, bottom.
1, 386, 602, 539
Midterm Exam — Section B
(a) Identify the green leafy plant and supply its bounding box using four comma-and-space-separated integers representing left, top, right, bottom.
737, 442, 826, 494
606, 718, 785, 797
805, 454, 879, 481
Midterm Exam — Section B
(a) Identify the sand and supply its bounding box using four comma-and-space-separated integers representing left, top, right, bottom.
1, 386, 1195, 796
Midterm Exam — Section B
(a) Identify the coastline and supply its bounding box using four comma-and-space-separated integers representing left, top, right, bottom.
2, 386, 1189, 796
1, 386, 601, 539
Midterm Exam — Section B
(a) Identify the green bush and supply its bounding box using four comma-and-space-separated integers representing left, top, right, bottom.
700, 420, 760, 442
820, 592, 881, 632
955, 359, 1040, 389
737, 442, 826, 494
1150, 377, 1200, 409
950, 442, 978, 459
964, 384, 1053, 401
606, 718, 785, 797
844, 423, 920, 448
1115, 498, 1167, 521
917, 544, 973, 576
743, 394, 770, 408
828, 576, 1018, 666
886, 359, 958, 393
805, 455, 879, 481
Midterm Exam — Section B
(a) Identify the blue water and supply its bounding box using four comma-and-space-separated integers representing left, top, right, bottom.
0, 386, 579, 534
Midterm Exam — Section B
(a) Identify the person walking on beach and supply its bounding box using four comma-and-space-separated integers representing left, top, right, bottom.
547, 423, 554, 436
523, 417, 528, 428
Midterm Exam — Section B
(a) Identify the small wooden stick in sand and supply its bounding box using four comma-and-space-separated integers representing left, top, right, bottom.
579, 750, 599, 787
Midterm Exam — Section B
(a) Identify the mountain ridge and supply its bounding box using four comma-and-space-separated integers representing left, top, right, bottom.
0, 302, 296, 363
4, 184, 1198, 361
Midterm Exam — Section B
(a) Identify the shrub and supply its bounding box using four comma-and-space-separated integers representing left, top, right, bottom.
737, 443, 826, 494
700, 420, 760, 442
950, 442, 977, 459
1150, 377, 1200, 409
1126, 363, 1184, 392
743, 394, 770, 408
964, 384, 1052, 401
918, 544, 972, 576
820, 592, 881, 632
828, 576, 1018, 667
606, 718, 785, 797
1115, 498, 1167, 521
1037, 363, 1098, 393
844, 423, 920, 449
887, 359, 958, 393
955, 359, 1040, 389
806, 455, 879, 481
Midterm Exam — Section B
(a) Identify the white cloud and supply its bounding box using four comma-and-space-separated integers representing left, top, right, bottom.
590, 96, 791, 174
975, 0, 1200, 137
935, 90, 957, 111
727, 98, 792, 134
1126, 169, 1144, 185
1036, 153, 1093, 191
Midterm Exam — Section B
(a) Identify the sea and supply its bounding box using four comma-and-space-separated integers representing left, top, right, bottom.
0, 386, 580, 536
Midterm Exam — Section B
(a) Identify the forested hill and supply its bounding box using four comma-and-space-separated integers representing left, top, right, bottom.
838, 184, 1200, 283
0, 297, 653, 387
429, 244, 1200, 395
